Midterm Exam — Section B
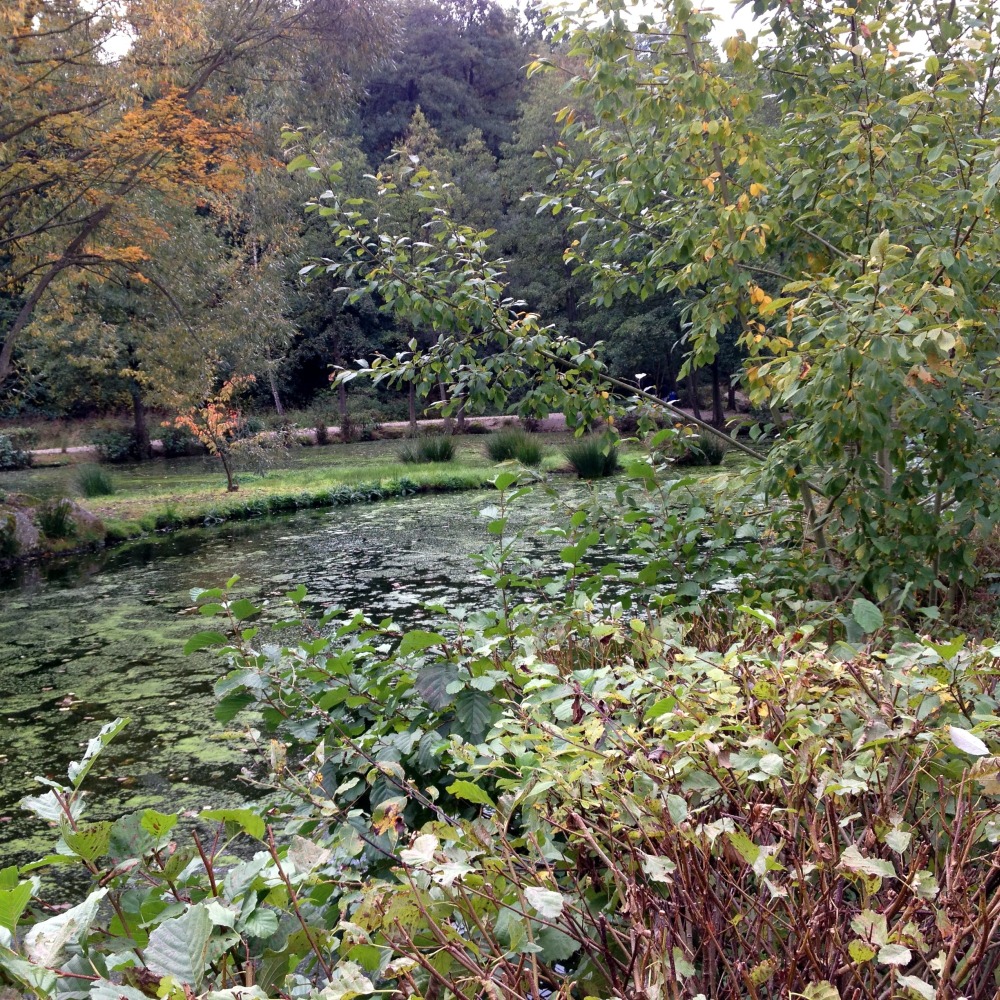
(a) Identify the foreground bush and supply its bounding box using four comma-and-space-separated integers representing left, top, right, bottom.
486, 427, 543, 465
399, 435, 455, 463
7, 575, 1000, 1000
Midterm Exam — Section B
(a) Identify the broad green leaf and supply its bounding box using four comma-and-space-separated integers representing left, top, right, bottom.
877, 943, 912, 966
0, 880, 34, 933
184, 631, 230, 655
140, 810, 178, 840
848, 940, 876, 963
400, 834, 438, 866
455, 688, 494, 742
446, 780, 495, 808
897, 974, 936, 999
145, 903, 214, 989
320, 960, 375, 1000
800, 984, 840, 1000
63, 821, 112, 863
398, 630, 447, 655
641, 854, 676, 883
839, 845, 895, 879
851, 598, 883, 634
200, 808, 265, 841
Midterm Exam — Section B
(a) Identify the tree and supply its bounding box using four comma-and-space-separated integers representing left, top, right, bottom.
167, 376, 256, 491
0, 0, 394, 386
527, 0, 1000, 602
300, 0, 1000, 607
355, 0, 532, 162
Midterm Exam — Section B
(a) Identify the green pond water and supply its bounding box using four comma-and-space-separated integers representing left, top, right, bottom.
0, 487, 536, 869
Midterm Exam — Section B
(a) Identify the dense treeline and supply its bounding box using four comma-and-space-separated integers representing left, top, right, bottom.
0, 0, 736, 435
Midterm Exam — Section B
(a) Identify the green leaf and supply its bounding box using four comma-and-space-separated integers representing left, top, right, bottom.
897, 975, 936, 999
215, 692, 255, 723
141, 810, 178, 840
454, 689, 493, 742
839, 845, 895, 879
800, 984, 840, 1000
851, 598, 883, 634
398, 630, 447, 655
641, 854, 676, 883
184, 631, 230, 655
320, 961, 375, 1000
848, 940, 876, 963
145, 903, 214, 990
229, 598, 259, 622
286, 154, 314, 173
494, 471, 518, 491
63, 821, 112, 863
446, 780, 495, 809
0, 942, 57, 997
949, 725, 989, 756
200, 808, 265, 841
0, 880, 34, 933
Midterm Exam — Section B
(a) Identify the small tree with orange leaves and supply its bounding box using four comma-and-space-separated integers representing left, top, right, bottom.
166, 376, 255, 492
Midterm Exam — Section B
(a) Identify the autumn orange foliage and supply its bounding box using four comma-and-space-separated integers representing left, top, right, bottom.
166, 376, 256, 492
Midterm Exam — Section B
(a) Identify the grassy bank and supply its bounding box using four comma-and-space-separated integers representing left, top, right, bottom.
63, 437, 595, 541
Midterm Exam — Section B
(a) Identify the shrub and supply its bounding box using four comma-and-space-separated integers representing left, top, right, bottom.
0, 433, 31, 470
399, 435, 456, 464
486, 428, 543, 466
675, 430, 728, 466
564, 435, 620, 478
159, 424, 205, 457
37, 498, 75, 538
92, 427, 139, 464
353, 407, 383, 441
464, 420, 491, 434
3, 426, 38, 451
76, 465, 115, 497
0, 512, 16, 558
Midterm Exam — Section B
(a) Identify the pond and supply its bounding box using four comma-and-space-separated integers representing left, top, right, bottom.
0, 488, 536, 867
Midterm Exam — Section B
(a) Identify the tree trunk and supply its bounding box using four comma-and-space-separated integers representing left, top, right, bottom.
131, 386, 152, 459
711, 358, 724, 429
456, 396, 466, 433
408, 381, 418, 433
687, 370, 702, 421
220, 449, 238, 492
439, 380, 453, 434
267, 367, 284, 416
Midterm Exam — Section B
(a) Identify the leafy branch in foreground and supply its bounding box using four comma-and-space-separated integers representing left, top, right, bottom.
290, 0, 1000, 610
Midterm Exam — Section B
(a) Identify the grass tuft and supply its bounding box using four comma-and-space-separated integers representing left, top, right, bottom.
77, 465, 116, 497
399, 436, 456, 464
485, 429, 543, 466
564, 437, 620, 479
675, 432, 728, 467
38, 498, 76, 538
